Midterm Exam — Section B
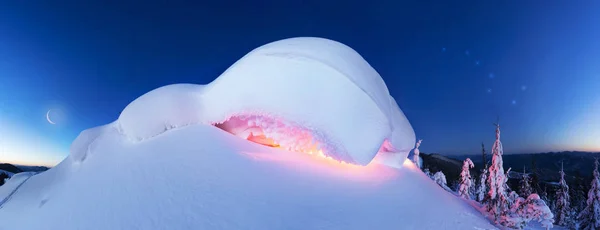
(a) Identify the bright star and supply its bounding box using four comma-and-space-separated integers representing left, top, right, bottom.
475, 60, 480, 65
487, 88, 492, 93
489, 73, 495, 79
511, 100, 516, 105
521, 85, 527, 91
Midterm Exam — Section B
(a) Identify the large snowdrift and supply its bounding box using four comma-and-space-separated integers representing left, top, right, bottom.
0, 125, 495, 230
0, 37, 495, 229
118, 37, 414, 166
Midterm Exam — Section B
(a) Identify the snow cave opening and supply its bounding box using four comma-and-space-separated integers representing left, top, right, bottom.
213, 115, 334, 159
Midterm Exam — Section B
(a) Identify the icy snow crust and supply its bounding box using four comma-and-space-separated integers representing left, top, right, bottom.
118, 37, 415, 166
0, 125, 496, 230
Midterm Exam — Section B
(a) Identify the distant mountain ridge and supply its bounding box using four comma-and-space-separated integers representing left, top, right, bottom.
0, 163, 49, 174
15, 165, 50, 172
0, 164, 23, 174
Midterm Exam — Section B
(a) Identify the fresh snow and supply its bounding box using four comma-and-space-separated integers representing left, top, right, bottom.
0, 37, 498, 229
0, 172, 35, 208
0, 125, 496, 230
118, 37, 415, 166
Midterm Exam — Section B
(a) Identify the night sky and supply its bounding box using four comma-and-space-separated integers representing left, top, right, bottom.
1, 1, 599, 166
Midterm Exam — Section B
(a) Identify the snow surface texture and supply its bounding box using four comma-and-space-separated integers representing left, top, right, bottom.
0, 125, 495, 230
118, 37, 415, 166
0, 172, 35, 208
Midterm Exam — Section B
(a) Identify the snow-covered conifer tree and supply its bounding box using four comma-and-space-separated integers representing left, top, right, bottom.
485, 122, 510, 222
412, 139, 422, 169
433, 171, 452, 192
477, 167, 488, 202
519, 166, 532, 198
554, 161, 572, 227
504, 194, 554, 229
478, 142, 489, 203
459, 158, 475, 199
433, 171, 447, 186
578, 159, 600, 230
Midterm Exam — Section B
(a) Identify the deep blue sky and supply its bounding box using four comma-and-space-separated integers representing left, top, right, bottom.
1, 1, 600, 166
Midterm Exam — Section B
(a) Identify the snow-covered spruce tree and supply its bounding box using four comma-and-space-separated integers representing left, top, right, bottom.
477, 167, 488, 202
554, 161, 572, 227
459, 158, 475, 199
485, 123, 510, 223
477, 142, 489, 203
578, 159, 600, 230
433, 171, 447, 186
504, 194, 555, 229
469, 178, 477, 197
519, 166, 533, 198
433, 171, 452, 192
412, 139, 422, 169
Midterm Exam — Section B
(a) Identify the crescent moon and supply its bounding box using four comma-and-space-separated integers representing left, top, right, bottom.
46, 110, 56, 125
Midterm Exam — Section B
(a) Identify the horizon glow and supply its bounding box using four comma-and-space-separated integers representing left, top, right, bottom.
0, 118, 66, 167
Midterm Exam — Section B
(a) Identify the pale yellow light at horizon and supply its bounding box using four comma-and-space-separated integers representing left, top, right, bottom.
0, 118, 66, 167
563, 96, 600, 153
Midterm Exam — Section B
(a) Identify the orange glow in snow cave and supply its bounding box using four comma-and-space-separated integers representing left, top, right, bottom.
214, 115, 373, 168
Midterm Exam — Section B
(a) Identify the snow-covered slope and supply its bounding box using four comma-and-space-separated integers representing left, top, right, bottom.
0, 37, 495, 229
0, 125, 495, 230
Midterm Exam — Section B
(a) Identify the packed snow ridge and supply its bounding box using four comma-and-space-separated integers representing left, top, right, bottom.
117, 37, 415, 166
